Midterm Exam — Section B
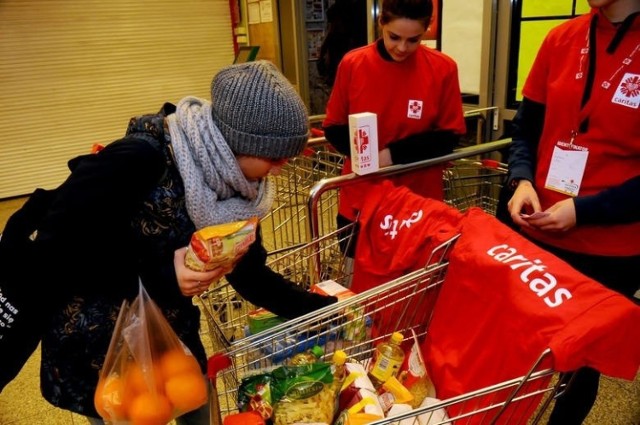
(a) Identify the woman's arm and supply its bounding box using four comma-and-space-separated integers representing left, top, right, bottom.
225, 229, 338, 319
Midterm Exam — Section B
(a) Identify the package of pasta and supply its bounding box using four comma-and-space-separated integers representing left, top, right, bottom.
185, 217, 259, 272
271, 363, 337, 425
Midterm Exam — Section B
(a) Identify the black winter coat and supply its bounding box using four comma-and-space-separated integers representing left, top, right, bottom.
30, 104, 335, 416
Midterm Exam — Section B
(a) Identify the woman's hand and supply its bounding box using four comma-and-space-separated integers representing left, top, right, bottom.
174, 247, 228, 297
507, 180, 541, 228
525, 198, 577, 232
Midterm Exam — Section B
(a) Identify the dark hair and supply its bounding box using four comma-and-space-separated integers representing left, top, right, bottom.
379, 0, 433, 28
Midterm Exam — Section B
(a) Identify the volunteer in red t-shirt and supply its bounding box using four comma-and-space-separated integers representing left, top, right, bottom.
503, 1, 640, 423
322, 0, 466, 257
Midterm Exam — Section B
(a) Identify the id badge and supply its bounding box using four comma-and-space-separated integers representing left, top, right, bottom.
544, 141, 589, 197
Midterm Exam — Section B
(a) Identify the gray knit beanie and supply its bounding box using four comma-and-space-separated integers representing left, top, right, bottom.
211, 60, 309, 159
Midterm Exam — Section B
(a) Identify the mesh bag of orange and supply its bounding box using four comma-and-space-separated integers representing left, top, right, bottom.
94, 282, 208, 425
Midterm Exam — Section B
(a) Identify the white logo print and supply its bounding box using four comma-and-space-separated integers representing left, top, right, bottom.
407, 99, 423, 119
612, 72, 640, 109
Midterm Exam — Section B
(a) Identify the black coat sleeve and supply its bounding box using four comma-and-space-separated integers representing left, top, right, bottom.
386, 130, 459, 164
225, 229, 338, 319
507, 97, 545, 187
323, 124, 351, 156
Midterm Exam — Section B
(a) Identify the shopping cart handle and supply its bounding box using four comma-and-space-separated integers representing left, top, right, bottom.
207, 353, 232, 383
481, 159, 501, 168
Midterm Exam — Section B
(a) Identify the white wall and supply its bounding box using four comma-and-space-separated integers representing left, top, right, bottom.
441, 0, 484, 95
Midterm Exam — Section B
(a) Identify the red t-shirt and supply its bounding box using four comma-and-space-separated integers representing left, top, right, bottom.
323, 42, 467, 221
351, 180, 463, 294
423, 208, 640, 423
522, 9, 640, 255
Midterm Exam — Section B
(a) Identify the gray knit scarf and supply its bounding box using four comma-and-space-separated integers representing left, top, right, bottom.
167, 96, 275, 229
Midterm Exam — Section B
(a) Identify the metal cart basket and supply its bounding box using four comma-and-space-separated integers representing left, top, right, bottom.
198, 141, 511, 354
206, 233, 564, 424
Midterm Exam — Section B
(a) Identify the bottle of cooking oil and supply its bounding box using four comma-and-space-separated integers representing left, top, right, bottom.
289, 345, 324, 365
367, 332, 405, 389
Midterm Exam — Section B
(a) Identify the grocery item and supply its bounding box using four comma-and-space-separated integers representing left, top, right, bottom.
377, 376, 413, 412
386, 403, 414, 425
248, 308, 286, 334
184, 217, 258, 272
331, 350, 348, 421
399, 329, 435, 407
310, 280, 368, 342
271, 362, 336, 425
368, 332, 405, 389
417, 397, 452, 425
223, 411, 266, 425
237, 373, 275, 420
289, 345, 324, 365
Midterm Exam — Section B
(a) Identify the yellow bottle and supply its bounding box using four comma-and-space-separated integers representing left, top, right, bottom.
367, 332, 405, 389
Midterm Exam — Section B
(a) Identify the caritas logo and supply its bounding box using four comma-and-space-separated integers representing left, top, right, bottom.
487, 244, 573, 307
353, 126, 370, 154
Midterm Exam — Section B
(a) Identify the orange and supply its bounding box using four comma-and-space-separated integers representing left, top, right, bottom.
159, 349, 201, 379
128, 391, 173, 425
125, 361, 164, 395
165, 372, 208, 412
94, 373, 128, 420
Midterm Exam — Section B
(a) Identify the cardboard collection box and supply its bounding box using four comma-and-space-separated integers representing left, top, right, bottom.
348, 112, 379, 175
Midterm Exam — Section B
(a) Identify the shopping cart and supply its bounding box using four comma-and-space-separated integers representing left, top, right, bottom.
199, 141, 511, 354
198, 139, 348, 352
259, 139, 345, 255
443, 158, 507, 215
205, 233, 564, 425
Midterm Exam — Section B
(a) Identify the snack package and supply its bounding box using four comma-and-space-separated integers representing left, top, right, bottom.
399, 330, 435, 408
310, 280, 369, 342
248, 308, 287, 335
271, 363, 336, 425
185, 217, 258, 272
237, 372, 276, 420
94, 283, 208, 425
416, 397, 452, 425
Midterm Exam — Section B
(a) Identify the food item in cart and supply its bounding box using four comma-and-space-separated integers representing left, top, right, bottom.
417, 397, 452, 425
184, 217, 258, 272
223, 411, 266, 425
310, 280, 368, 342
398, 329, 436, 407
368, 332, 406, 389
386, 403, 414, 425
338, 387, 385, 423
289, 345, 324, 365
271, 362, 336, 425
337, 362, 385, 423
377, 376, 413, 412
248, 307, 287, 334
237, 373, 276, 420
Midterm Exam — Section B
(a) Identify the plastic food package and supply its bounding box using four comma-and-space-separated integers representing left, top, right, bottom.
185, 217, 258, 272
94, 283, 208, 425
386, 403, 414, 425
417, 397, 452, 425
399, 330, 436, 407
271, 363, 336, 425
248, 307, 287, 334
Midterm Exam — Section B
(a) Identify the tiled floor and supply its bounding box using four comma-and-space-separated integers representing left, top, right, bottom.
1, 196, 639, 425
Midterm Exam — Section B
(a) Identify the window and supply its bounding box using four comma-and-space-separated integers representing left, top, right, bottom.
507, 0, 591, 108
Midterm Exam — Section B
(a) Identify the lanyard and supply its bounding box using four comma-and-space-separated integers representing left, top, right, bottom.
576, 14, 640, 128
